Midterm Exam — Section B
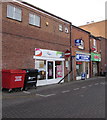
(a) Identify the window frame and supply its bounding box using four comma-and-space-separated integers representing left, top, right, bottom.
59, 24, 63, 32
93, 39, 97, 52
65, 27, 69, 33
29, 13, 41, 27
7, 4, 22, 22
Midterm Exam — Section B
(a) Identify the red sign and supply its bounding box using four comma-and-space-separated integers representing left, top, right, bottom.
65, 50, 71, 57
91, 47, 96, 51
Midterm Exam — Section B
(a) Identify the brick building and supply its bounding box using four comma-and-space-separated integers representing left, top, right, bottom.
1, 0, 103, 87
80, 20, 107, 75
90, 35, 101, 77
1, 0, 72, 86
71, 25, 101, 80
71, 25, 90, 80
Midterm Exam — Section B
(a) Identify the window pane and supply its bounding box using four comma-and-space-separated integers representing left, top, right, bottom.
59, 25, 63, 31
14, 13, 21, 21
55, 61, 63, 78
35, 15, 40, 27
15, 7, 21, 14
14, 7, 21, 21
29, 14, 35, 25
7, 5, 14, 18
36, 60, 46, 80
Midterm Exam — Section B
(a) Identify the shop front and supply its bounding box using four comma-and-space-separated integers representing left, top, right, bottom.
33, 48, 65, 86
91, 53, 101, 76
76, 52, 90, 80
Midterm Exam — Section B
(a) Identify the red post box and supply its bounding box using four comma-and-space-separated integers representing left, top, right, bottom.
2, 69, 26, 92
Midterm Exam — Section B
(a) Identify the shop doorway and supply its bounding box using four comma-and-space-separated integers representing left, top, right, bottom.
47, 61, 54, 79
92, 62, 98, 76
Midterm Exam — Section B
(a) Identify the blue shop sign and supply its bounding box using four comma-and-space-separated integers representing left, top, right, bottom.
76, 54, 90, 62
75, 39, 82, 46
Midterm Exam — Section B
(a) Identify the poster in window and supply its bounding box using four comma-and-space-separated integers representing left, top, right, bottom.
56, 65, 63, 78
49, 69, 52, 76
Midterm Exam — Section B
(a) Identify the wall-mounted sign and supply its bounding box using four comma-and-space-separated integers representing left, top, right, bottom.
75, 39, 84, 50
35, 48, 63, 58
91, 46, 96, 52
76, 54, 90, 62
75, 39, 82, 46
78, 40, 84, 50
91, 53, 101, 61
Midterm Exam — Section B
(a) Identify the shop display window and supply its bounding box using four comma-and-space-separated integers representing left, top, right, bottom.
55, 61, 63, 78
76, 62, 83, 76
35, 60, 46, 80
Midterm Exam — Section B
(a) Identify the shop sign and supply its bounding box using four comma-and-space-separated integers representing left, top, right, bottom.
75, 39, 82, 46
76, 54, 90, 62
91, 53, 101, 61
91, 46, 96, 51
35, 48, 63, 58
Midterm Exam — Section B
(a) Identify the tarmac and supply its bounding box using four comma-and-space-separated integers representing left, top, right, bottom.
1, 76, 106, 98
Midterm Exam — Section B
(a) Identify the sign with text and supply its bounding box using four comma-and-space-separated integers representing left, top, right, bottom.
91, 53, 101, 61
76, 54, 90, 62
75, 39, 82, 46
35, 48, 63, 58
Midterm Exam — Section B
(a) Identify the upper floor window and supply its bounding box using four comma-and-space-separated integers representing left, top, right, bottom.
65, 27, 69, 33
59, 24, 63, 31
29, 13, 40, 27
93, 39, 97, 52
7, 5, 22, 21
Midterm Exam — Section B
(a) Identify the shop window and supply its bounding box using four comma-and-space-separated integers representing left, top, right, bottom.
7, 5, 22, 21
59, 24, 63, 31
55, 61, 63, 78
76, 62, 83, 77
29, 13, 40, 27
35, 60, 46, 80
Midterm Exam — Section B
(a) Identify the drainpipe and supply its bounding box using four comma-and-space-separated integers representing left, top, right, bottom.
67, 22, 72, 82
89, 34, 92, 78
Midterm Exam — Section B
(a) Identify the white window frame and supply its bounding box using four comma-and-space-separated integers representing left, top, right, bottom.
29, 13, 40, 27
59, 24, 63, 31
7, 5, 22, 21
65, 27, 69, 33
93, 39, 97, 52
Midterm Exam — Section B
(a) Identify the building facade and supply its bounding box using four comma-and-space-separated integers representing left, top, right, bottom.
71, 25, 90, 80
80, 20, 107, 75
1, 0, 71, 86
90, 35, 101, 77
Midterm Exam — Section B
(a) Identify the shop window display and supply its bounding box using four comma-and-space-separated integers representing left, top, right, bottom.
76, 62, 84, 77
55, 61, 63, 78
36, 60, 46, 80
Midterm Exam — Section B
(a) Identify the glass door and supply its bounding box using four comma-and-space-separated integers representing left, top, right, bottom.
47, 61, 54, 79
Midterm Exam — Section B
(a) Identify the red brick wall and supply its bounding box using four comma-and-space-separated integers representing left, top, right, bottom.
2, 1, 71, 75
